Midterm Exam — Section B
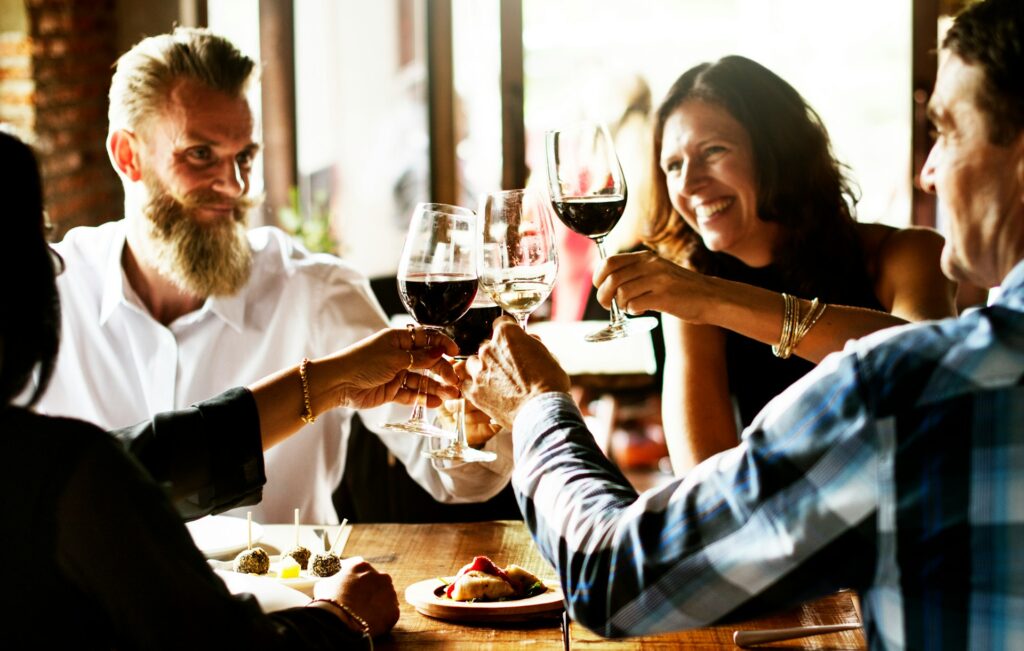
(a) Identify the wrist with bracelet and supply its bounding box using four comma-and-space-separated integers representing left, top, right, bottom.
308, 598, 373, 649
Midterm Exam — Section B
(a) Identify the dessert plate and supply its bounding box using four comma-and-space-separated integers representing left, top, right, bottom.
405, 578, 564, 622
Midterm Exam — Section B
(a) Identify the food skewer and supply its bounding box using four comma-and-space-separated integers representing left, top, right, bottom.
329, 518, 350, 556
233, 511, 269, 574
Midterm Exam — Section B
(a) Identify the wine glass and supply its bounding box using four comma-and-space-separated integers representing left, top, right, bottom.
545, 122, 658, 342
429, 291, 504, 463
477, 188, 558, 332
381, 203, 477, 438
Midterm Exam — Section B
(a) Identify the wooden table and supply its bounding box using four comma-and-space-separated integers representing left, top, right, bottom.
257, 520, 864, 649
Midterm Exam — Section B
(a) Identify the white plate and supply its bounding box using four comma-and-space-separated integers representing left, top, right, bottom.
186, 515, 264, 559
209, 556, 319, 595
405, 578, 564, 622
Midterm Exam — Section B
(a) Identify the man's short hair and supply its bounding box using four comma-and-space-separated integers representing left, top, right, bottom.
944, 0, 1024, 144
108, 27, 257, 134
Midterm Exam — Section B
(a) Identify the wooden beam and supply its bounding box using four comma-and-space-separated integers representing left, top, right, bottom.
258, 0, 298, 226
911, 0, 939, 227
426, 0, 456, 206
500, 0, 526, 190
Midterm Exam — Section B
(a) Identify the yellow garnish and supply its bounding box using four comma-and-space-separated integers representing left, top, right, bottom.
278, 556, 301, 579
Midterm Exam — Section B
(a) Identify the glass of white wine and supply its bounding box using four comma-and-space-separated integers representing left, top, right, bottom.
478, 188, 558, 332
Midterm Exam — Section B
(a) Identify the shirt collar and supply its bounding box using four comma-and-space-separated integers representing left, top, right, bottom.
206, 289, 247, 333
99, 226, 129, 325
98, 224, 248, 333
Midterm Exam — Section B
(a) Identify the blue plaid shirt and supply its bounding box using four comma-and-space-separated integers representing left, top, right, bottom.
512, 260, 1024, 650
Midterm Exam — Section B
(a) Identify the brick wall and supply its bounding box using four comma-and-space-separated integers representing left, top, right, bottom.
24, 0, 123, 238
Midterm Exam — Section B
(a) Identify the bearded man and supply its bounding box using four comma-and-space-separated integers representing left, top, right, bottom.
39, 28, 511, 525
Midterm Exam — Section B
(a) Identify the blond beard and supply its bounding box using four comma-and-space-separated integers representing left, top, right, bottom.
140, 172, 255, 297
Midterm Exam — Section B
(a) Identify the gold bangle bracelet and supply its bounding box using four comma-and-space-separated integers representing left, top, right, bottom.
299, 357, 316, 424
772, 292, 799, 359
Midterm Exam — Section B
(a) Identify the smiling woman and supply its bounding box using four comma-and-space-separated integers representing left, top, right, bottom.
592, 55, 957, 474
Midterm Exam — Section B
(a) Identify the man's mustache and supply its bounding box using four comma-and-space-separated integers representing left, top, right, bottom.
177, 189, 263, 218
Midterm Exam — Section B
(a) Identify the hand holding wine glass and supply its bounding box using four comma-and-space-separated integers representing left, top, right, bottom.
430, 292, 504, 463
545, 122, 657, 342
478, 188, 558, 332
381, 203, 477, 438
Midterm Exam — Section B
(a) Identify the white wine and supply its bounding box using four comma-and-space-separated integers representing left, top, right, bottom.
480, 264, 556, 318
485, 280, 552, 315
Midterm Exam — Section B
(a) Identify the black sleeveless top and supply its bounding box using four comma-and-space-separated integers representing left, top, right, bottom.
721, 261, 884, 428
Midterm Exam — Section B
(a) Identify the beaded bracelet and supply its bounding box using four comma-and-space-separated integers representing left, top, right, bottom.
309, 598, 373, 650
299, 357, 316, 424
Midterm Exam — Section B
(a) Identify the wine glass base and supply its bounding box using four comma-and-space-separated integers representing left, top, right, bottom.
379, 420, 449, 438
426, 443, 497, 463
584, 315, 658, 342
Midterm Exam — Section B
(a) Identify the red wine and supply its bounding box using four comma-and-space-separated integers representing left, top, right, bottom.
398, 274, 478, 326
443, 303, 503, 357
551, 195, 626, 239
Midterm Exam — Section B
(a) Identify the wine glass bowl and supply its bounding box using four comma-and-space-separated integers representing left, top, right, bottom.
382, 203, 477, 438
545, 123, 657, 342
478, 188, 558, 332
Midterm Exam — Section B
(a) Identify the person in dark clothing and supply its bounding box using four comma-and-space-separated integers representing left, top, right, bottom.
1, 129, 461, 648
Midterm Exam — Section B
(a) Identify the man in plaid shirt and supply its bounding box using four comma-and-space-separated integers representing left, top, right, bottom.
463, 0, 1024, 648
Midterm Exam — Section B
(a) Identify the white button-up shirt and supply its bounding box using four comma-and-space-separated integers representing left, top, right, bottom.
39, 221, 512, 524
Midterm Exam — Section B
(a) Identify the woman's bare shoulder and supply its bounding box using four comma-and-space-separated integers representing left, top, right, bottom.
856, 222, 945, 269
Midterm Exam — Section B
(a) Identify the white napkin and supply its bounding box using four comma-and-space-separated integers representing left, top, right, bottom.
215, 569, 309, 613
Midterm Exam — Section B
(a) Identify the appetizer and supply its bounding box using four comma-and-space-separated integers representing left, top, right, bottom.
445, 556, 545, 602
233, 547, 270, 575
310, 551, 341, 577
286, 545, 312, 570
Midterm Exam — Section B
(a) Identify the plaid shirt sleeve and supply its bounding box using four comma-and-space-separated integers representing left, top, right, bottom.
511, 347, 881, 638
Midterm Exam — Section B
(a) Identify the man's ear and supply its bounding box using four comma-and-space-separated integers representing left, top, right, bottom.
107, 129, 142, 182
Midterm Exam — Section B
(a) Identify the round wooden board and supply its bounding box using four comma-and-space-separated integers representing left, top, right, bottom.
404, 578, 565, 622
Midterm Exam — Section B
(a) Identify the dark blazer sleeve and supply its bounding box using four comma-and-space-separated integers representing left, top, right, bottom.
110, 387, 267, 520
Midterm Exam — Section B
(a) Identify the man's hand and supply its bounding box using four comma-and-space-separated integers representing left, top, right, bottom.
463, 317, 571, 430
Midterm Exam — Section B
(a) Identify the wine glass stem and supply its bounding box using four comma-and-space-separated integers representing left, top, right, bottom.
514, 313, 530, 332
408, 387, 428, 424
594, 238, 628, 326
454, 397, 469, 450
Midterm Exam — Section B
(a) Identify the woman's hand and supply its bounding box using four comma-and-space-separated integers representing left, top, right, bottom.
319, 327, 461, 412
593, 250, 715, 323
312, 556, 399, 637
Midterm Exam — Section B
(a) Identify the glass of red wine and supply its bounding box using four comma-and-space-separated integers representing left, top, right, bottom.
430, 291, 503, 463
545, 123, 658, 342
381, 203, 477, 438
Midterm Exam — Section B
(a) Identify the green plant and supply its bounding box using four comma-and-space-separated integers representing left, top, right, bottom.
278, 187, 339, 254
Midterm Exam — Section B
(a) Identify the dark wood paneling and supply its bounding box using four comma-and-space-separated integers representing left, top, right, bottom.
426, 0, 456, 205
259, 0, 298, 226
500, 0, 526, 190
911, 0, 939, 227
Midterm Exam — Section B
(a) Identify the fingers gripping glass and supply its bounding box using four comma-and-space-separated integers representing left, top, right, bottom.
381, 203, 478, 438
545, 123, 657, 342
